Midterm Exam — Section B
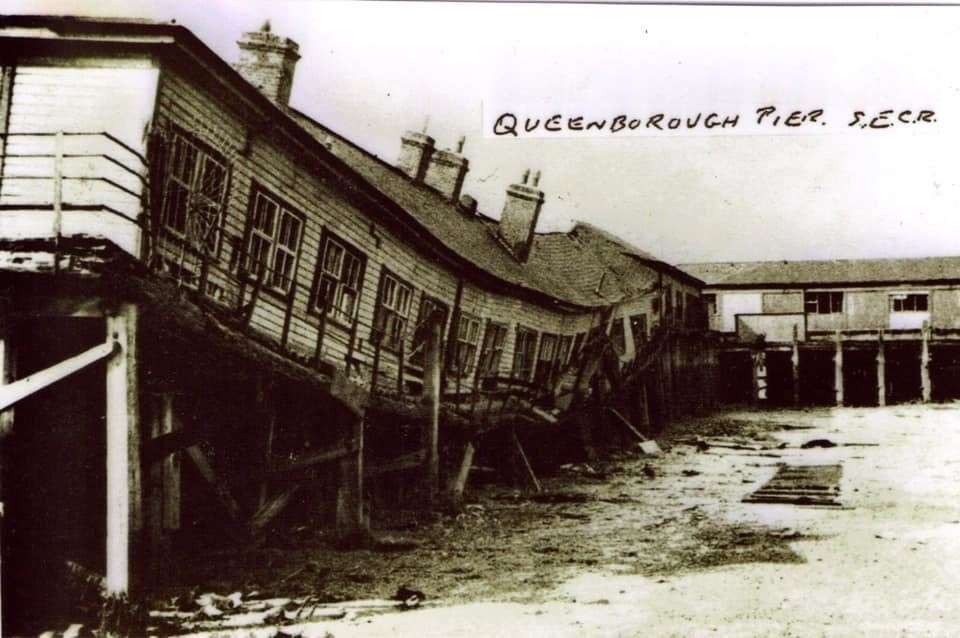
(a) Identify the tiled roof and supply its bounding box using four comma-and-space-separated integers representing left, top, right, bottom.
681, 257, 960, 288
288, 108, 692, 308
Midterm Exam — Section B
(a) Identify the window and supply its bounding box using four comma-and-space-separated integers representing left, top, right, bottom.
410, 296, 449, 365
477, 322, 508, 379
804, 291, 843, 315
703, 293, 717, 316
373, 271, 414, 351
556, 335, 574, 370
512, 327, 538, 381
245, 190, 303, 293
610, 318, 627, 354
534, 333, 559, 387
450, 313, 482, 376
891, 293, 928, 312
314, 233, 365, 325
571, 332, 586, 362
630, 314, 648, 347
161, 130, 228, 256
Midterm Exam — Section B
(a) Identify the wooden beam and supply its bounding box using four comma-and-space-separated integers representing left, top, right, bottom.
336, 415, 367, 542
160, 394, 181, 532
106, 304, 139, 594
365, 449, 426, 478
422, 317, 442, 507
269, 441, 354, 477
0, 340, 118, 414
511, 429, 541, 493
877, 332, 886, 407
834, 331, 844, 407
921, 323, 932, 403
184, 445, 240, 522
445, 441, 475, 511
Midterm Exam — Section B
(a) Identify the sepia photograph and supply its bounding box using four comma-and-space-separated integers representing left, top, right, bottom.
0, 1, 958, 635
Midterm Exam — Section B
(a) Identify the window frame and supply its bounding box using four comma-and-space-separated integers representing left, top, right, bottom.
159, 126, 230, 259
890, 293, 929, 313
533, 332, 559, 387
409, 295, 450, 366
476, 321, 508, 380
372, 268, 415, 353
241, 184, 306, 297
512, 325, 539, 381
311, 229, 367, 327
449, 312, 483, 377
630, 313, 648, 347
804, 291, 844, 315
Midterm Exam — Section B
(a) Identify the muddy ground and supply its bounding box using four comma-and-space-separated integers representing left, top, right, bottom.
159, 409, 809, 613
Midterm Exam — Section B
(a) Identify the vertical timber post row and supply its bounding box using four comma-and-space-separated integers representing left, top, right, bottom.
834, 330, 844, 408
877, 331, 886, 407
422, 314, 442, 508
791, 325, 801, 406
336, 412, 367, 544
0, 313, 14, 636
106, 303, 141, 594
921, 322, 932, 403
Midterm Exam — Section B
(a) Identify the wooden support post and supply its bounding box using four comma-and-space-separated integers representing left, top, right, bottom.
259, 406, 276, 509
336, 415, 367, 543
834, 330, 844, 408
791, 325, 801, 406
397, 340, 405, 395
753, 348, 767, 403
921, 322, 932, 403
370, 338, 382, 397
0, 318, 15, 438
52, 130, 64, 272
146, 393, 179, 581
0, 316, 12, 637
445, 441, 476, 512
877, 331, 886, 407
422, 317, 442, 507
106, 304, 140, 594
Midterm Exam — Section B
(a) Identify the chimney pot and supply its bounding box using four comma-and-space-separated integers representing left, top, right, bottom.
456, 136, 466, 153
522, 169, 530, 185
532, 170, 541, 187
235, 23, 301, 106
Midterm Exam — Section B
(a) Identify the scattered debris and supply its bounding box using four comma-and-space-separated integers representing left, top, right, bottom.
642, 464, 657, 479
743, 464, 843, 507
682, 469, 702, 477
801, 439, 838, 449
393, 586, 426, 609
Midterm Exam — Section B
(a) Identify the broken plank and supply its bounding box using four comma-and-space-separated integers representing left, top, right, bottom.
0, 339, 118, 413
251, 485, 300, 534
185, 445, 241, 522
512, 429, 541, 493
270, 442, 355, 477
365, 449, 426, 478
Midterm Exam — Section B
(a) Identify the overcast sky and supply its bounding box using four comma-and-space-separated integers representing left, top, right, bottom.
8, 1, 960, 264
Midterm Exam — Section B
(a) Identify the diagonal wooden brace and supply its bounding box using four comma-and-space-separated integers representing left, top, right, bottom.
0, 339, 119, 414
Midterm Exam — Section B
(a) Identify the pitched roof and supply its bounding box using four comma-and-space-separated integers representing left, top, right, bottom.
288, 108, 694, 307
0, 15, 693, 310
681, 257, 960, 288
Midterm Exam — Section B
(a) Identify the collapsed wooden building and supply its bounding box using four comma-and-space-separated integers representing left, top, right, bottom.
0, 15, 715, 632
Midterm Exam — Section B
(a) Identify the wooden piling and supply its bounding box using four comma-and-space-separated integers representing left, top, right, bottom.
791, 325, 801, 406
921, 322, 932, 403
834, 330, 844, 407
422, 316, 442, 507
106, 303, 140, 594
877, 331, 886, 407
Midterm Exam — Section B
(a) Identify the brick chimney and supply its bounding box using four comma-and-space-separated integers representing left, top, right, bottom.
498, 170, 545, 262
423, 136, 469, 201
397, 131, 435, 181
235, 21, 300, 106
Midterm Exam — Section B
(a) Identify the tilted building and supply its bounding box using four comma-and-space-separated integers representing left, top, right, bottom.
0, 15, 705, 629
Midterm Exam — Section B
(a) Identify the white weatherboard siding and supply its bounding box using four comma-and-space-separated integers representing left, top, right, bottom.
1, 61, 159, 256
719, 292, 762, 333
